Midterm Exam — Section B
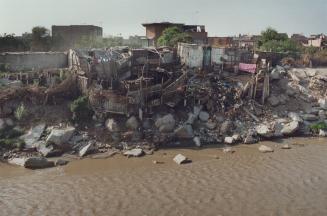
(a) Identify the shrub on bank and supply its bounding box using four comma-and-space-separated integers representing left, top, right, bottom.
69, 96, 94, 123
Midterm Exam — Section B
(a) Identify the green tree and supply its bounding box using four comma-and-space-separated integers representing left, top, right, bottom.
158, 26, 192, 47
31, 26, 51, 51
259, 27, 300, 53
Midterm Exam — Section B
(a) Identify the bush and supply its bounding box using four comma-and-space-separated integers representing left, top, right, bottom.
14, 103, 27, 121
0, 138, 25, 150
70, 96, 94, 123
309, 122, 327, 134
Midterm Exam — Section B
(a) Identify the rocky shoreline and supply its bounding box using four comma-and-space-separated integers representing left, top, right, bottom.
1, 67, 327, 169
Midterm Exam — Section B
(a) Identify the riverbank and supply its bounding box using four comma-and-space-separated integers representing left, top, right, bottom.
1, 137, 327, 216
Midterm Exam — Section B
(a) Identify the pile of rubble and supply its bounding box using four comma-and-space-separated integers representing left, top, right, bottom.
1, 45, 327, 169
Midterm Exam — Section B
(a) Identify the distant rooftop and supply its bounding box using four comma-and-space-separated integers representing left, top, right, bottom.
142, 22, 185, 27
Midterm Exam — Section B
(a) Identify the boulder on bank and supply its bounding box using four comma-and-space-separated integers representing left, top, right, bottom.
288, 112, 303, 122
126, 116, 139, 130
303, 114, 319, 121
268, 95, 280, 107
105, 118, 120, 132
123, 148, 144, 157
79, 142, 95, 157
9, 157, 54, 169
256, 124, 274, 138
318, 98, 327, 109
46, 126, 75, 146
193, 136, 201, 147
20, 123, 46, 149
155, 114, 175, 133
199, 111, 210, 122
220, 120, 233, 135
281, 121, 299, 135
224, 136, 235, 144
174, 125, 194, 139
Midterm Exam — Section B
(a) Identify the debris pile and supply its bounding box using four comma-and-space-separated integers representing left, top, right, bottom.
1, 46, 327, 169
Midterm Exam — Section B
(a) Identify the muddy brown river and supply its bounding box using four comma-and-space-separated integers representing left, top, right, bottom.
1, 137, 327, 216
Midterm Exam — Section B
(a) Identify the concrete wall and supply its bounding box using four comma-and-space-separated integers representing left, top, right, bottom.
0, 52, 68, 72
178, 43, 203, 68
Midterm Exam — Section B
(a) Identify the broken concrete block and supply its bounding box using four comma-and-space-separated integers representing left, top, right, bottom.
46, 126, 75, 146
173, 154, 188, 165
224, 136, 234, 144
124, 148, 144, 157
281, 121, 299, 135
20, 123, 46, 149
79, 142, 95, 157
256, 124, 274, 138
193, 136, 201, 147
174, 125, 194, 139
155, 114, 175, 133
105, 118, 120, 132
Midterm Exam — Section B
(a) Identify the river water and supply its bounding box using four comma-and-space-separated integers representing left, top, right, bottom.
1, 137, 327, 216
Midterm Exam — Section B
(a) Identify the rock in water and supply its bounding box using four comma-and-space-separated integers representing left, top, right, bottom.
223, 147, 235, 153
9, 157, 54, 169
46, 126, 75, 146
24, 157, 55, 169
173, 154, 188, 164
123, 148, 144, 157
281, 144, 292, 149
55, 159, 69, 166
258, 145, 274, 153
281, 121, 299, 135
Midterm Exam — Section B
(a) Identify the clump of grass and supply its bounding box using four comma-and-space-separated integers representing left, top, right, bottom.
0, 126, 25, 149
69, 96, 94, 123
309, 122, 327, 134
14, 103, 27, 121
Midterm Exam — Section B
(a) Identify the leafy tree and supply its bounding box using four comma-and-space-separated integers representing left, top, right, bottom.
259, 27, 300, 53
158, 26, 192, 47
31, 26, 51, 51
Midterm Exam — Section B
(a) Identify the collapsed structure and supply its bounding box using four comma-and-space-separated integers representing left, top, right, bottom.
0, 42, 327, 167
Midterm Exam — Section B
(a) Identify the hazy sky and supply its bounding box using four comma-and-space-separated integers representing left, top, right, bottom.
1, 0, 326, 37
